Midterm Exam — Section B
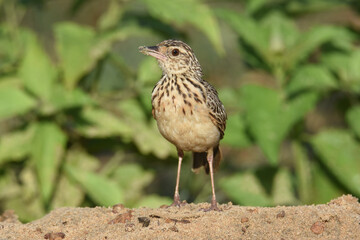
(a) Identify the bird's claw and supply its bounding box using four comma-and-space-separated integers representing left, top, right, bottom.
170, 200, 188, 208
200, 200, 221, 212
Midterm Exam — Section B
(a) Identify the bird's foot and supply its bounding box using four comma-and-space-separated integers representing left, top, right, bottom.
170, 199, 188, 208
166, 193, 187, 208
200, 199, 221, 212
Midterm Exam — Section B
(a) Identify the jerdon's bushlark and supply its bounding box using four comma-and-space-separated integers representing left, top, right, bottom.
139, 39, 227, 211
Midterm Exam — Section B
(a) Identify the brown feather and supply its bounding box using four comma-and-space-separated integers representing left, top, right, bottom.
151, 106, 156, 119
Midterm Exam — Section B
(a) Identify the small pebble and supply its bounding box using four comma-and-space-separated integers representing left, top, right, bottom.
138, 217, 150, 227
276, 210, 285, 218
311, 221, 324, 234
241, 217, 249, 223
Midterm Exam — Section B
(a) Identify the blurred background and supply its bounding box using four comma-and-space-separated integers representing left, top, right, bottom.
1, 0, 360, 222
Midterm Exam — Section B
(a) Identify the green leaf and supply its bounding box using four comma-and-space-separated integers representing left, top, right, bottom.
321, 50, 360, 93
261, 12, 299, 54
0, 85, 36, 120
51, 149, 100, 208
0, 76, 22, 89
114, 164, 153, 191
312, 163, 344, 204
245, 0, 268, 15
312, 129, 360, 196
77, 107, 133, 138
242, 85, 284, 164
218, 87, 244, 112
0, 124, 35, 164
139, 86, 154, 114
285, 91, 319, 128
217, 9, 351, 71
65, 164, 124, 206
220, 172, 272, 206
242, 84, 318, 164
142, 0, 224, 55
112, 164, 154, 206
222, 113, 251, 148
50, 174, 84, 209
118, 99, 147, 121
0, 25, 29, 70
19, 32, 57, 100
31, 122, 67, 204
217, 10, 299, 68
99, 23, 156, 45
97, 0, 123, 31
321, 52, 349, 76
327, 27, 355, 51
272, 167, 297, 205
5, 166, 46, 222
286, 26, 349, 70
292, 142, 312, 204
65, 149, 100, 171
55, 23, 97, 89
347, 106, 360, 139
137, 57, 162, 86
287, 65, 337, 94
216, 9, 268, 62
46, 84, 93, 113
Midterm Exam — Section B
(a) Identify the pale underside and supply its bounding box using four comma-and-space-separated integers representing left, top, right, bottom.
153, 92, 220, 153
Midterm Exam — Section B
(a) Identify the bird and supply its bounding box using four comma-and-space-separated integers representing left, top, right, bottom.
139, 39, 227, 211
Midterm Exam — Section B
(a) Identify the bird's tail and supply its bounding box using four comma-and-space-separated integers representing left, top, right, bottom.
192, 145, 222, 174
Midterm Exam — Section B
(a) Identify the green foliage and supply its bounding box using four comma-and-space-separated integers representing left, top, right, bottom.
55, 23, 98, 90
287, 65, 337, 94
20, 32, 57, 100
142, 0, 224, 54
0, 85, 36, 119
222, 113, 251, 148
220, 172, 272, 206
0, 0, 359, 221
65, 164, 124, 206
31, 122, 66, 204
312, 130, 360, 196
241, 84, 318, 165
347, 106, 360, 138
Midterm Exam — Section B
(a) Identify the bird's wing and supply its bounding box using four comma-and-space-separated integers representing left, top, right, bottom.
203, 80, 227, 139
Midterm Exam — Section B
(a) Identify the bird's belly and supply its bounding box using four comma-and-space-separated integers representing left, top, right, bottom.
154, 99, 220, 152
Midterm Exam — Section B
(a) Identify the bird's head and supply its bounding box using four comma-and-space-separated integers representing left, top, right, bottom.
139, 39, 202, 78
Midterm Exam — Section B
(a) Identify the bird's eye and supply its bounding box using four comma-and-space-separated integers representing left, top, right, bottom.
172, 49, 179, 56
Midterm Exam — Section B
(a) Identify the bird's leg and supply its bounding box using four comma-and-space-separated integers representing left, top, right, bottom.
205, 148, 220, 211
172, 148, 184, 207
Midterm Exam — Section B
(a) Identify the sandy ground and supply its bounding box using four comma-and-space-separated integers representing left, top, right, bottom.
0, 195, 359, 240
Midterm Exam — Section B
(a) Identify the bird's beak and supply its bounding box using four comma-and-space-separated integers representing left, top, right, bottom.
139, 45, 167, 61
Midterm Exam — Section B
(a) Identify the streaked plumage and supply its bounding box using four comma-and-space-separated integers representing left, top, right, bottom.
139, 39, 227, 210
